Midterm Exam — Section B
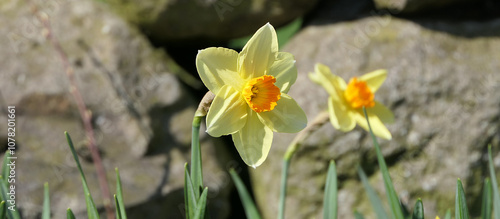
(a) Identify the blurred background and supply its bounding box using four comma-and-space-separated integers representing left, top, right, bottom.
1, 0, 500, 218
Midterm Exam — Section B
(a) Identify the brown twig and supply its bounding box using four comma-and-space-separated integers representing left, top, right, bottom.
33, 7, 114, 219
284, 111, 330, 159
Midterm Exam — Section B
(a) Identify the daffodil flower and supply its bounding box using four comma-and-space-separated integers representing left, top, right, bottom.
309, 63, 394, 139
196, 23, 307, 168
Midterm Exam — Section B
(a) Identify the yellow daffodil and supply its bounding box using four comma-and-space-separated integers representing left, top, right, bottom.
309, 63, 394, 139
196, 23, 307, 168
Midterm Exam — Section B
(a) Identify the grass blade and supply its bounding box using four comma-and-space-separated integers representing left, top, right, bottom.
43, 182, 50, 219
353, 210, 365, 219
65, 132, 99, 219
488, 145, 500, 219
363, 107, 404, 219
455, 179, 469, 219
115, 168, 127, 219
67, 208, 76, 219
481, 178, 492, 219
357, 166, 389, 219
190, 116, 203, 199
412, 198, 424, 219
185, 163, 197, 219
444, 209, 451, 219
1, 153, 11, 182
193, 187, 208, 219
229, 169, 262, 219
0, 176, 20, 219
323, 160, 338, 219
0, 201, 5, 219
114, 195, 121, 219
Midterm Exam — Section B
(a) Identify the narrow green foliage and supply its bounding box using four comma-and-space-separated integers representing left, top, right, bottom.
193, 188, 208, 219
66, 208, 76, 219
114, 195, 121, 219
362, 107, 404, 219
43, 182, 50, 219
353, 210, 365, 219
229, 169, 262, 219
185, 163, 198, 219
455, 179, 469, 219
191, 116, 203, 199
323, 160, 338, 219
115, 168, 127, 219
444, 209, 451, 219
278, 159, 290, 219
401, 203, 411, 219
481, 178, 492, 219
64, 132, 99, 219
357, 166, 389, 219
488, 145, 500, 219
0, 176, 20, 219
0, 201, 5, 219
1, 153, 11, 181
412, 198, 424, 219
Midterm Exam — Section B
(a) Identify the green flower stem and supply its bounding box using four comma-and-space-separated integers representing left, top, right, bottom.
279, 111, 329, 219
191, 115, 204, 199
362, 107, 403, 219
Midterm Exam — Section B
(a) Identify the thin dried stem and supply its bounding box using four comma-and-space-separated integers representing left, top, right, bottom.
33, 6, 114, 219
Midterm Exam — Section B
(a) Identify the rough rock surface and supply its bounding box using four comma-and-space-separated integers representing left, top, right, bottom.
0, 1, 233, 218
105, 0, 319, 41
373, 0, 471, 14
251, 16, 500, 219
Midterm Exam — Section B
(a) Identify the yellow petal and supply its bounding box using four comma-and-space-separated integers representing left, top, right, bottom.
232, 111, 273, 168
268, 52, 297, 93
238, 23, 278, 80
206, 85, 248, 137
370, 101, 394, 124
196, 47, 245, 94
309, 63, 346, 101
257, 94, 307, 133
359, 69, 387, 93
353, 110, 392, 140
328, 96, 355, 132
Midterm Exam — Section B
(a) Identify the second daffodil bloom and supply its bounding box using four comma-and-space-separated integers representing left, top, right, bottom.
309, 63, 394, 140
196, 23, 307, 168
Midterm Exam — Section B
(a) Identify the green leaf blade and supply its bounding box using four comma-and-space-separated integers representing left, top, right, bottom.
0, 201, 6, 219
481, 178, 492, 219
43, 182, 50, 219
488, 146, 500, 219
185, 163, 197, 219
357, 166, 389, 219
362, 107, 404, 219
455, 179, 470, 219
65, 132, 99, 219
193, 187, 208, 219
115, 168, 127, 219
66, 208, 76, 219
323, 160, 338, 219
229, 169, 262, 219
412, 198, 424, 219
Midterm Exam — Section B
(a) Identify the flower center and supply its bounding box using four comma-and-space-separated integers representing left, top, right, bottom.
344, 77, 375, 109
242, 75, 281, 113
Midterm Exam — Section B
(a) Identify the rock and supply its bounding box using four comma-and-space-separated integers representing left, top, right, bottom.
105, 0, 319, 42
0, 1, 233, 218
373, 0, 470, 14
251, 16, 500, 219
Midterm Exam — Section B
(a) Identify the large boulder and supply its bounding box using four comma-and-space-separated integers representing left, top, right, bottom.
251, 15, 500, 219
104, 0, 319, 42
0, 1, 233, 218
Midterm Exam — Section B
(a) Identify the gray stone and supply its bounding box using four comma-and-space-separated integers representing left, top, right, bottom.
251, 16, 500, 219
0, 0, 233, 218
104, 0, 319, 41
373, 0, 471, 14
